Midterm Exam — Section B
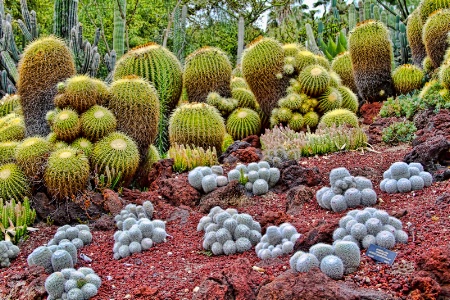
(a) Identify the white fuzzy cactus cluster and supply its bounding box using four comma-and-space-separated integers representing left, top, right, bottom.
45, 267, 101, 300
197, 206, 262, 255
0, 240, 20, 268
28, 224, 92, 273
188, 161, 280, 196
333, 207, 408, 250
113, 201, 168, 260
290, 240, 361, 280
316, 167, 377, 212
380, 162, 432, 194
47, 224, 93, 249
255, 223, 300, 259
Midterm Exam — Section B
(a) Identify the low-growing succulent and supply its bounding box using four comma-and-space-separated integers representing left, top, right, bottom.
380, 162, 432, 194
0, 241, 20, 268
255, 223, 300, 259
45, 267, 101, 299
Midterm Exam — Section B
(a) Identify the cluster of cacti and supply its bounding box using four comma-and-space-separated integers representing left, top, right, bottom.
0, 141, 19, 164
290, 240, 360, 280
188, 165, 228, 194
0, 113, 25, 142
45, 267, 101, 300
112, 42, 183, 153
392, 64, 425, 95
17, 36, 76, 136
348, 20, 394, 102
422, 9, 450, 69
113, 201, 168, 260
255, 223, 300, 259
168, 102, 226, 153
184, 47, 232, 102
406, 7, 427, 67
47, 224, 93, 250
0, 94, 21, 117
0, 163, 30, 201
380, 162, 432, 194
197, 206, 262, 255
227, 161, 280, 196
333, 207, 409, 249
316, 167, 377, 212
169, 143, 218, 173
0, 240, 20, 268
0, 197, 36, 243
28, 244, 77, 273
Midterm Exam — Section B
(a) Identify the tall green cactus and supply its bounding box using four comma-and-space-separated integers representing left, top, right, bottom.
113, 0, 126, 59
172, 4, 187, 63
406, 6, 426, 67
17, 0, 38, 42
53, 0, 78, 40
348, 4, 357, 30
69, 23, 101, 76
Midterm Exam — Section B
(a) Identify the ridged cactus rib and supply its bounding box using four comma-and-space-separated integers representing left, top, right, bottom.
17, 36, 76, 136
226, 108, 261, 140
331, 52, 358, 93
0, 141, 18, 164
112, 43, 183, 154
338, 86, 359, 113
184, 47, 233, 102
231, 88, 257, 109
392, 64, 424, 94
81, 105, 117, 142
406, 7, 427, 67
319, 109, 359, 128
169, 102, 225, 152
317, 87, 342, 113
15, 137, 51, 179
91, 131, 140, 183
241, 37, 289, 117
0, 163, 30, 201
420, 0, 450, 23
52, 108, 81, 142
349, 20, 394, 102
422, 9, 450, 68
299, 65, 330, 97
109, 77, 160, 156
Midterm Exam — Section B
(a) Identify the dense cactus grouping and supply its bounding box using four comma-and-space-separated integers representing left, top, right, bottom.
333, 207, 408, 249
255, 223, 300, 259
113, 201, 168, 260
380, 162, 432, 194
316, 167, 377, 212
0, 240, 20, 268
198, 206, 262, 255
45, 267, 101, 300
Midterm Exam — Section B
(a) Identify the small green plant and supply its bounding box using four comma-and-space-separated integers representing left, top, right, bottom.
239, 168, 248, 185
382, 121, 417, 145
168, 143, 218, 173
93, 166, 122, 191
0, 197, 37, 244
379, 94, 419, 120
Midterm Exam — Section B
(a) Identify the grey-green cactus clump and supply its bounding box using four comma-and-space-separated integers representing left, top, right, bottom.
45, 267, 101, 299
290, 239, 360, 279
379, 162, 432, 194
198, 206, 262, 256
28, 245, 75, 273
113, 201, 168, 260
333, 207, 408, 250
255, 223, 300, 259
0, 240, 20, 268
47, 224, 93, 250
316, 167, 377, 212
188, 165, 227, 193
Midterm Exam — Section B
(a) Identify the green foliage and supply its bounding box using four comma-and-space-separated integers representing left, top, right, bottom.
239, 168, 248, 185
318, 31, 348, 60
0, 197, 36, 244
379, 95, 418, 119
168, 143, 218, 173
93, 165, 122, 192
382, 120, 417, 144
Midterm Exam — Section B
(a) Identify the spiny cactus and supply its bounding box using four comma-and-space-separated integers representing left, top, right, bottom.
184, 47, 232, 102
0, 163, 30, 201
349, 20, 394, 102
52, 108, 81, 142
80, 105, 117, 142
331, 52, 358, 93
0, 114, 25, 142
0, 141, 18, 164
392, 64, 425, 95
15, 136, 51, 179
338, 86, 359, 113
17, 36, 76, 136
299, 64, 330, 97
406, 7, 427, 67
419, 0, 450, 23
109, 76, 160, 157
422, 9, 450, 69
226, 108, 261, 140
319, 109, 359, 128
0, 94, 20, 117
317, 87, 342, 113
231, 88, 257, 109
380, 161, 432, 194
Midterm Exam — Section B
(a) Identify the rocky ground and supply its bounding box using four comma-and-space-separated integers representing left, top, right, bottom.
1, 110, 450, 300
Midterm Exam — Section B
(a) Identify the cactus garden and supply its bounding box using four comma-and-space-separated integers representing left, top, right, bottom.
1, 0, 450, 299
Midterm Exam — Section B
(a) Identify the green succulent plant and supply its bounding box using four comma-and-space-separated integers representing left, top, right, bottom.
226, 108, 261, 140
0, 163, 30, 201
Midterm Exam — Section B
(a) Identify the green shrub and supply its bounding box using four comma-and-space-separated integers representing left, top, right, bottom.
0, 197, 36, 244
382, 121, 417, 145
168, 143, 218, 173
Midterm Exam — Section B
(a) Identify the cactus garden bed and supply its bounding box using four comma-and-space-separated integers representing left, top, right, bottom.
1, 143, 449, 299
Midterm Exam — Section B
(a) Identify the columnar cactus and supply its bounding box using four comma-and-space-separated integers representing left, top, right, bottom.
406, 7, 427, 67
422, 9, 450, 68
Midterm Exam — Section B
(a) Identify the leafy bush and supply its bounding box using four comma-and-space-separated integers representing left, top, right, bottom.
168, 143, 218, 173
382, 121, 417, 145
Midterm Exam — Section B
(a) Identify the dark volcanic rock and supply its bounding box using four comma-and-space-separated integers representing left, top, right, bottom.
259, 211, 292, 230
147, 158, 174, 189
193, 258, 259, 300
2, 265, 47, 300
285, 185, 315, 215
404, 135, 450, 171
159, 175, 201, 207
360, 102, 383, 125
198, 180, 247, 213
257, 269, 393, 300
219, 141, 262, 164
367, 116, 402, 144
294, 219, 338, 252
279, 164, 322, 191
242, 135, 261, 149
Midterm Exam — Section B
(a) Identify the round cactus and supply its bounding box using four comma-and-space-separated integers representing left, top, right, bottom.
392, 64, 424, 95
226, 108, 261, 140
294, 50, 317, 73
376, 230, 396, 249
0, 95, 20, 117
44, 147, 90, 199
295, 253, 320, 272
299, 64, 330, 97
338, 86, 358, 113
15, 136, 51, 179
169, 102, 225, 152
319, 109, 359, 128
184, 47, 232, 102
423, 9, 450, 69
406, 6, 427, 67
317, 87, 342, 113
91, 131, 140, 183
331, 52, 358, 92
0, 163, 30, 201
70, 138, 93, 157
230, 77, 248, 90
309, 243, 334, 262
109, 77, 160, 156
80, 105, 117, 142
18, 36, 76, 136
333, 240, 360, 273
45, 271, 66, 298
0, 141, 18, 164
52, 108, 81, 142
440, 63, 450, 88
231, 88, 257, 110
303, 111, 320, 128
287, 113, 304, 131
0, 114, 25, 142
320, 255, 344, 279
349, 20, 394, 102
419, 0, 450, 23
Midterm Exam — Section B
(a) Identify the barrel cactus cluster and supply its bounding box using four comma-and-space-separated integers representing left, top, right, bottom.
197, 206, 262, 255
290, 240, 361, 280
27, 224, 93, 273
316, 167, 377, 212
380, 162, 432, 194
255, 223, 300, 259
333, 207, 408, 249
188, 165, 228, 193
45, 267, 101, 300
113, 201, 168, 260
227, 161, 280, 196
0, 240, 20, 268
